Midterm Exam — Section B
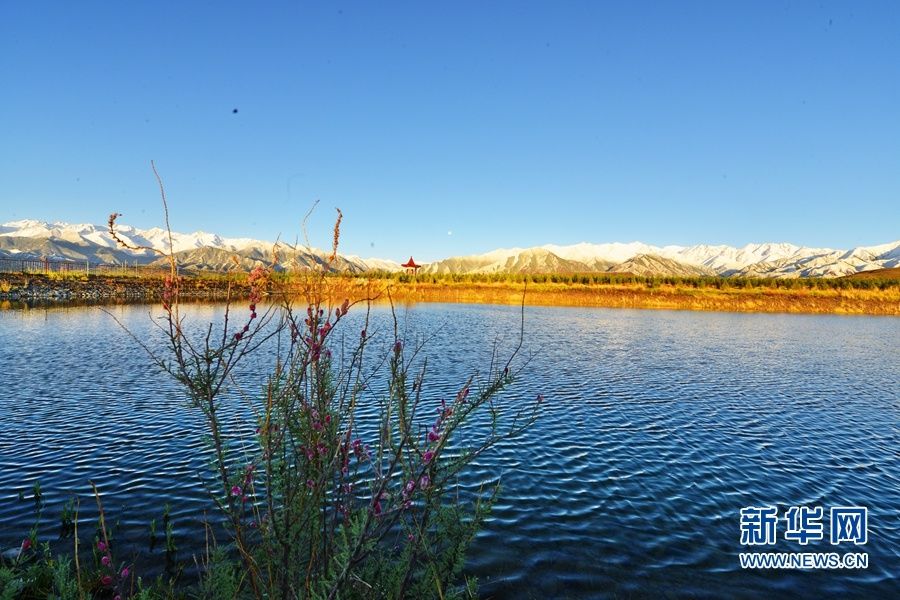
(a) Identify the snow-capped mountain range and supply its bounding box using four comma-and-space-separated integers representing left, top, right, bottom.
1, 219, 899, 278
0, 219, 401, 273
422, 240, 900, 278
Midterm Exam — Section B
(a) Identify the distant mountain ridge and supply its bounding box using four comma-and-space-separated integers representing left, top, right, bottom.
2, 219, 899, 278
0, 219, 401, 273
421, 240, 900, 278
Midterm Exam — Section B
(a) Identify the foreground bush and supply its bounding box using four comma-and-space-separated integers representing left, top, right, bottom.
1, 204, 540, 599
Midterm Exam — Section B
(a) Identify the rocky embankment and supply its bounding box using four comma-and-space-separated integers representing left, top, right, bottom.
0, 273, 249, 302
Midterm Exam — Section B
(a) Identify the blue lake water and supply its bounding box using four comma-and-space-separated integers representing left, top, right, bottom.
0, 303, 898, 598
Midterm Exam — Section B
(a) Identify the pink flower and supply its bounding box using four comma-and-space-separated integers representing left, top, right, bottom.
101, 555, 111, 566
428, 429, 439, 442
120, 567, 130, 578
419, 475, 430, 489
97, 541, 107, 552
423, 450, 434, 463
114, 596, 122, 600
101, 575, 113, 586
231, 485, 242, 496
21, 539, 31, 551
234, 332, 243, 341
248, 266, 267, 286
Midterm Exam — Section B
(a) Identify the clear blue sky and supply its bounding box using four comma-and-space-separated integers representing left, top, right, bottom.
1, 1, 898, 261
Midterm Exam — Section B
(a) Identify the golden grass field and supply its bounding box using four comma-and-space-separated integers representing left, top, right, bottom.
2, 271, 898, 315
283, 276, 900, 316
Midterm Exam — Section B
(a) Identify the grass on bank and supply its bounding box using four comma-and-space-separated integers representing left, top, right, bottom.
2, 268, 899, 315
358, 269, 900, 291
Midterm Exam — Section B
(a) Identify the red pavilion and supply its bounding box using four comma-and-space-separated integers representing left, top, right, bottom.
401, 256, 421, 275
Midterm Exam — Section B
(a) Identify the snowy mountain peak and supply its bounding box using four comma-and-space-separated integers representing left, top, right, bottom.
423, 238, 900, 278
0, 219, 400, 271
2, 219, 898, 278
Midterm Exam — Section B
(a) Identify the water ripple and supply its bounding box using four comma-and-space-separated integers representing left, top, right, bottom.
0, 304, 898, 598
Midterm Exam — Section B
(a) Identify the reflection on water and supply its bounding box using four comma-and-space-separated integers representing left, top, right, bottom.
1, 303, 898, 598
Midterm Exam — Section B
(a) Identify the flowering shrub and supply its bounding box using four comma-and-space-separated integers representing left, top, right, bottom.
137, 209, 540, 599
109, 198, 540, 598
0, 197, 539, 599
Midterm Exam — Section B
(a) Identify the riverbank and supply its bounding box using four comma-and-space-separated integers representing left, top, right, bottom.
374, 280, 900, 315
2, 272, 898, 315
322, 278, 900, 315
0, 272, 249, 303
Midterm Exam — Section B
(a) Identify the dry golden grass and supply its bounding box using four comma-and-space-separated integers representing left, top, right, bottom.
845, 267, 900, 280
278, 277, 900, 316
3, 271, 898, 315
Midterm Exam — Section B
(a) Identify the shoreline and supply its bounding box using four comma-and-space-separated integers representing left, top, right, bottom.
1, 273, 898, 315
378, 281, 900, 316
0, 272, 249, 303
